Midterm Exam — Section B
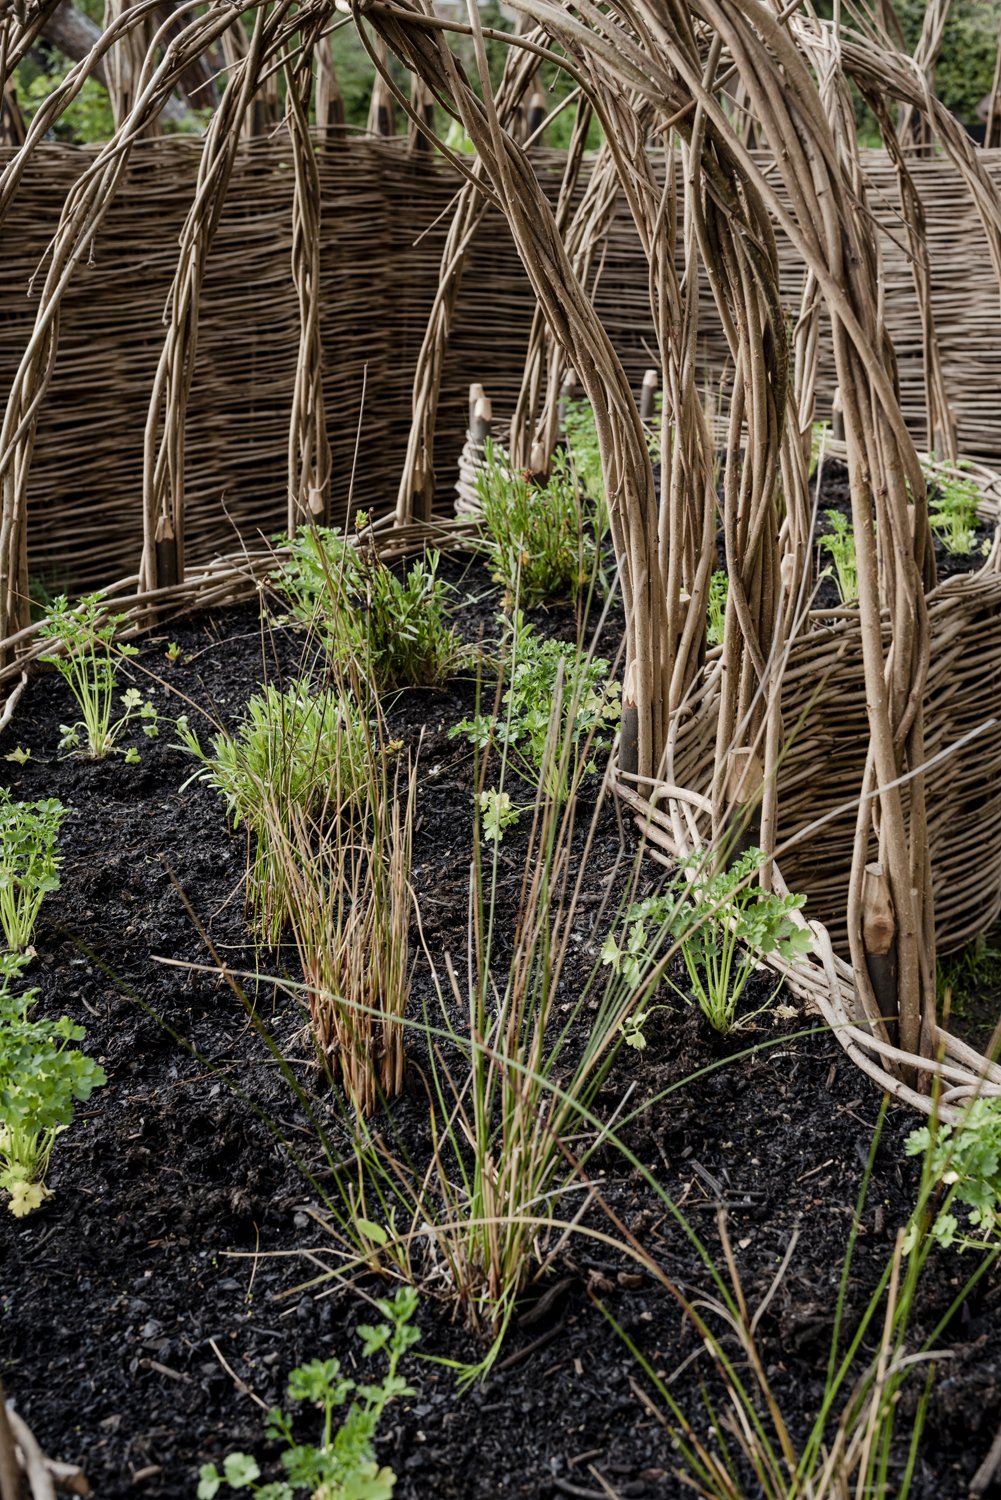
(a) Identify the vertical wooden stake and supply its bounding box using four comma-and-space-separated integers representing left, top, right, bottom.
831, 386, 845, 442
932, 403, 958, 465
471, 394, 492, 448
640, 368, 659, 424
0, 1381, 23, 1500
558, 369, 577, 434
154, 513, 179, 597
527, 90, 546, 141
468, 382, 485, 434
862, 861, 898, 1041
619, 658, 639, 779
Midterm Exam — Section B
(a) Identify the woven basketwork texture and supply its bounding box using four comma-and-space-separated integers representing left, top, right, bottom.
5, 139, 1001, 597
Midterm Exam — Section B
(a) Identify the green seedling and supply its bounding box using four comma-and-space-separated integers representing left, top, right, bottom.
478, 786, 520, 842
0, 792, 68, 953
706, 570, 727, 647
0, 952, 107, 1216
198, 1287, 419, 1500
473, 440, 603, 607
818, 510, 859, 604
926, 465, 980, 557
450, 612, 620, 805
277, 526, 465, 690
809, 419, 830, 480
38, 595, 158, 759
602, 848, 812, 1036
906, 1097, 1001, 1249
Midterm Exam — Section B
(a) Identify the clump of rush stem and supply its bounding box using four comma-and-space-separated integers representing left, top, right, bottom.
236, 635, 647, 1366
265, 704, 417, 1118
592, 1092, 1001, 1500
411, 623, 641, 1360
176, 682, 368, 947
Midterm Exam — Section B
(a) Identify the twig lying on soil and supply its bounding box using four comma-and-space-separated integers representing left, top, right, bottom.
208, 1337, 270, 1413
970, 1421, 1001, 1498
0, 1395, 90, 1499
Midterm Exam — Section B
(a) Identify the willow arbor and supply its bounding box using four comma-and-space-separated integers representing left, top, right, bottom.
1, 0, 1001, 1108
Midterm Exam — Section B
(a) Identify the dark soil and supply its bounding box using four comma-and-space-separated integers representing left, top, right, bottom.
1, 553, 1000, 1500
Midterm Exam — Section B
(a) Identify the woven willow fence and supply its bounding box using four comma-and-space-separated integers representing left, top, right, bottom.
2, 0, 1001, 1115
5, 138, 1001, 596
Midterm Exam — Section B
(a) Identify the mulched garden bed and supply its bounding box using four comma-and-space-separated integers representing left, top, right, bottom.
1, 545, 999, 1500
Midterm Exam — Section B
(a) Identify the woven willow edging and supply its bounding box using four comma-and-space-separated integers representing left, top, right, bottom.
610, 450, 1001, 1124
616, 773, 1001, 1125
0, 513, 478, 693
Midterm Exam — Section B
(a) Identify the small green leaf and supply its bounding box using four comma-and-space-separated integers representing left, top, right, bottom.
222, 1452, 260, 1489
356, 1218, 389, 1246
197, 1464, 223, 1500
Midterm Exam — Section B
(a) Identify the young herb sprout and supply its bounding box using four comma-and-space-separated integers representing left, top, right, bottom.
276, 526, 465, 690
818, 510, 860, 604
602, 848, 813, 1037
451, 611, 620, 818
0, 792, 68, 953
473, 439, 602, 607
809, 418, 830, 480
0, 952, 107, 1216
38, 594, 158, 759
905, 1096, 1001, 1249
478, 786, 519, 843
198, 1287, 419, 1500
926, 465, 981, 557
706, 570, 728, 647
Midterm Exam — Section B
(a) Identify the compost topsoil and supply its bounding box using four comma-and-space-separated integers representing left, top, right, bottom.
2, 539, 1000, 1500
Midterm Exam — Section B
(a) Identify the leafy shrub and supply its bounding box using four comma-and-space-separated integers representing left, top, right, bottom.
474, 440, 601, 607
601, 847, 812, 1037
38, 594, 158, 759
198, 1287, 420, 1500
893, 0, 1001, 123
0, 792, 68, 953
276, 526, 465, 690
905, 1097, 1001, 1249
19, 51, 115, 143
0, 952, 107, 1217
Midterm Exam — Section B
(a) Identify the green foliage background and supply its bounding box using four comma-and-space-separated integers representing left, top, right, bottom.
12, 3, 1001, 147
